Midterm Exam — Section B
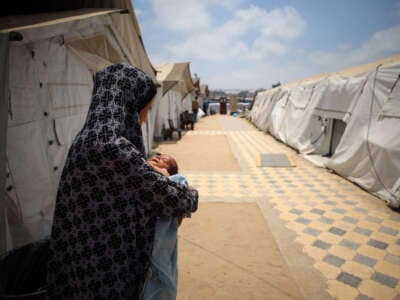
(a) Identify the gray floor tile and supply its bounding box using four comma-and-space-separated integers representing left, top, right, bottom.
354, 254, 376, 267
342, 216, 358, 224
303, 227, 321, 237
313, 239, 332, 250
337, 272, 362, 287
371, 272, 398, 288
340, 239, 360, 250
379, 226, 399, 236
329, 226, 346, 236
385, 253, 400, 265
368, 239, 388, 250
323, 254, 345, 267
310, 208, 325, 215
296, 217, 311, 225
354, 227, 372, 236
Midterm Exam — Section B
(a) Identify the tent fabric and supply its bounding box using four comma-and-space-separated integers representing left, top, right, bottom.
154, 90, 184, 138
66, 34, 125, 68
2, 3, 159, 253
156, 63, 195, 96
326, 62, 400, 206
249, 56, 400, 207
0, 8, 123, 32
154, 63, 196, 139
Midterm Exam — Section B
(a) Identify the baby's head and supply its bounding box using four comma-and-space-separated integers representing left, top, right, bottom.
148, 153, 178, 175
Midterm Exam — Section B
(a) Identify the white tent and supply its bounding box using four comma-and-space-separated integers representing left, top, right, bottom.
154, 62, 195, 139
0, 0, 159, 253
249, 54, 400, 208
326, 62, 400, 206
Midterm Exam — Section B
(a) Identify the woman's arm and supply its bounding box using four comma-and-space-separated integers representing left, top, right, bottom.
133, 160, 198, 218
103, 141, 198, 218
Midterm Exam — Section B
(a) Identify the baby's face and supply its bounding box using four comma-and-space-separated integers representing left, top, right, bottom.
148, 154, 174, 170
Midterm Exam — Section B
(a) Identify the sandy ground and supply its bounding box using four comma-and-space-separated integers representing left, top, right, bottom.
154, 135, 240, 171
153, 115, 304, 300
154, 115, 241, 171
177, 203, 303, 300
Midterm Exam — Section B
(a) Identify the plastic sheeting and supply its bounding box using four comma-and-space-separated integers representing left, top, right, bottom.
2, 9, 159, 254
154, 63, 196, 140
326, 63, 400, 207
249, 57, 400, 208
154, 90, 188, 139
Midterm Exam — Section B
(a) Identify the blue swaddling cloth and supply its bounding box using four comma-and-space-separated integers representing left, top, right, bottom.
142, 174, 189, 300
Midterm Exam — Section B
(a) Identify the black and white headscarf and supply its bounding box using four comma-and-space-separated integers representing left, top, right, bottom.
46, 64, 198, 299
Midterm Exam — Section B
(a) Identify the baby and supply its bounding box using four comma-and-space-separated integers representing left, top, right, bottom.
143, 153, 190, 300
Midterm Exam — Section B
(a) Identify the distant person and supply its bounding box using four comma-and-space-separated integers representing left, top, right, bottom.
203, 99, 210, 116
192, 96, 199, 121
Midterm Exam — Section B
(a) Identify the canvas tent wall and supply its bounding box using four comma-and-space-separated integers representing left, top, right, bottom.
154, 62, 195, 138
249, 54, 400, 207
0, 1, 158, 253
326, 61, 400, 207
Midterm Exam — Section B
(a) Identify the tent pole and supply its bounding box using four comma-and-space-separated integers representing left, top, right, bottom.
168, 92, 171, 118
0, 33, 9, 253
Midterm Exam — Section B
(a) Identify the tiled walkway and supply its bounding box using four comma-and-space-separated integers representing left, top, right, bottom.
181, 115, 400, 300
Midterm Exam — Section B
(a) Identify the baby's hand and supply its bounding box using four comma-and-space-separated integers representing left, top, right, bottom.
157, 167, 170, 176
148, 161, 170, 176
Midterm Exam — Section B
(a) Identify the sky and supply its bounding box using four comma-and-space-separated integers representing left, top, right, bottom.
133, 0, 400, 91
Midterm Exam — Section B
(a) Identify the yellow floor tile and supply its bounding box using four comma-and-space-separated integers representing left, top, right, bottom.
303, 244, 328, 261
387, 244, 400, 256
295, 233, 316, 245
370, 231, 398, 244
279, 212, 298, 221
335, 221, 357, 231
382, 219, 400, 229
314, 262, 342, 280
317, 204, 336, 212
357, 245, 387, 260
358, 279, 398, 300
343, 231, 370, 244
341, 261, 374, 279
345, 210, 370, 221
373, 210, 390, 219
327, 279, 359, 300
358, 220, 381, 231
374, 260, 400, 279
285, 222, 307, 233
300, 211, 320, 221
322, 211, 341, 220
318, 232, 343, 245
328, 245, 356, 260
310, 220, 333, 231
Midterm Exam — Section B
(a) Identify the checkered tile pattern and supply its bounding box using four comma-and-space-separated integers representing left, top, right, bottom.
184, 116, 400, 300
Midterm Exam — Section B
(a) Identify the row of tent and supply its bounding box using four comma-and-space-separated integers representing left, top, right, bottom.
0, 1, 207, 253
247, 54, 400, 209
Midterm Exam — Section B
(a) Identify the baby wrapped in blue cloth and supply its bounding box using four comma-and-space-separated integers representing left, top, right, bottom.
143, 154, 191, 300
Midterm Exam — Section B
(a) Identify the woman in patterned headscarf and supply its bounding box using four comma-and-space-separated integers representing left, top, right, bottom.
46, 64, 198, 299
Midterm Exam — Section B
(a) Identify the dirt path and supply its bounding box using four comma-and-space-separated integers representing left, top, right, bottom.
153, 115, 305, 300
